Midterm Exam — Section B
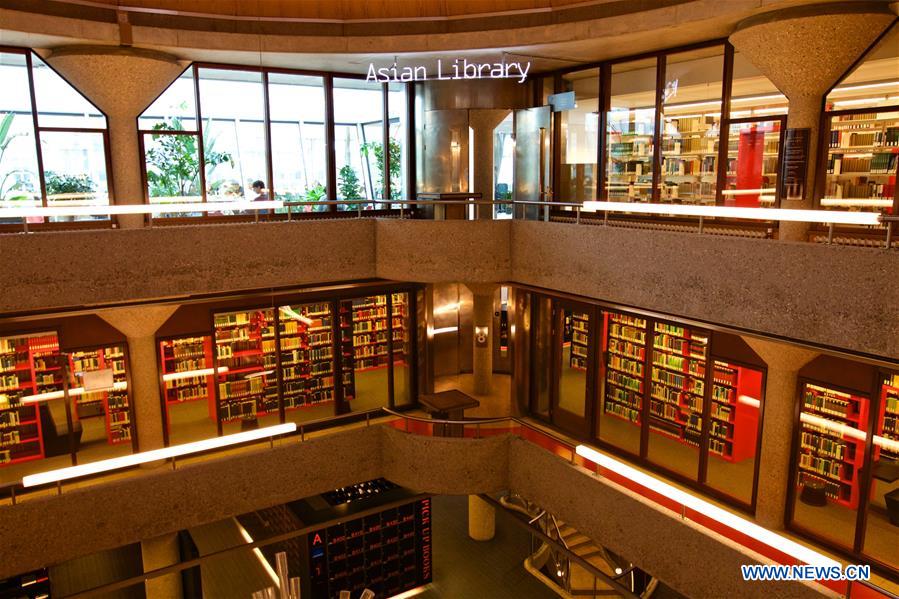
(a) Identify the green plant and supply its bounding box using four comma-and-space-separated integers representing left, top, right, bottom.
0, 112, 36, 202
362, 139, 402, 200
338, 164, 363, 201
145, 116, 232, 199
304, 182, 328, 212
44, 171, 95, 199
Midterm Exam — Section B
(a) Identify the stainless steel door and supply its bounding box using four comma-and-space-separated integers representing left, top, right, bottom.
514, 106, 552, 220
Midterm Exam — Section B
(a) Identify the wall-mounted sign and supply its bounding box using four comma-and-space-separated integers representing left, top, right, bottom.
781, 127, 810, 200
367, 58, 531, 84
548, 91, 575, 111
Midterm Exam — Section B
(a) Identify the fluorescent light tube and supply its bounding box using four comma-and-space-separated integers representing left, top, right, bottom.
162, 366, 228, 382
279, 306, 314, 325
581, 201, 882, 226
831, 97, 886, 107
433, 302, 461, 315
432, 326, 459, 335
575, 444, 841, 568
22, 422, 297, 487
832, 80, 899, 93
730, 94, 787, 104
20, 381, 128, 403
0, 201, 283, 218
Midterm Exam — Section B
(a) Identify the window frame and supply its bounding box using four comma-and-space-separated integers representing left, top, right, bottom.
0, 45, 115, 232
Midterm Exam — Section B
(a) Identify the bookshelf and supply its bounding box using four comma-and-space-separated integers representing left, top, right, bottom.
797, 382, 869, 509
725, 121, 781, 207
213, 309, 278, 423
160, 335, 217, 423
569, 312, 589, 370
602, 312, 647, 425
876, 372, 899, 463
606, 109, 654, 201
278, 303, 335, 410
709, 361, 761, 462
823, 110, 899, 210
660, 115, 720, 204
0, 333, 55, 467
69, 345, 132, 444
649, 322, 707, 448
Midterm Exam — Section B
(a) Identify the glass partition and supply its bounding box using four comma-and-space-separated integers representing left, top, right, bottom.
597, 310, 645, 455
387, 83, 407, 206
825, 22, 899, 112
0, 52, 41, 221
723, 119, 782, 207
333, 78, 384, 210
40, 131, 110, 221
729, 51, 788, 118
560, 68, 599, 203
339, 295, 390, 412
494, 113, 514, 219
278, 302, 336, 424
160, 335, 218, 446
391, 293, 413, 407
660, 47, 724, 205
606, 58, 657, 201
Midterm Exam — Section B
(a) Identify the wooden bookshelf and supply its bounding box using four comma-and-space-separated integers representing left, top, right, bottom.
649, 321, 707, 447
0, 333, 53, 467
823, 110, 899, 209
602, 311, 647, 424
69, 345, 132, 444
797, 382, 869, 509
213, 309, 278, 422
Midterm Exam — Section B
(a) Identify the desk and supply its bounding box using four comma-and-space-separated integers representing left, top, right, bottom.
419, 390, 480, 437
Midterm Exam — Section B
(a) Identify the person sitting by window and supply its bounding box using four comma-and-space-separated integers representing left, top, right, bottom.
251, 180, 269, 216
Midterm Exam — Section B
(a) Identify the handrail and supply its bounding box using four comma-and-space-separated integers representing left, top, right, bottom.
381, 407, 511, 426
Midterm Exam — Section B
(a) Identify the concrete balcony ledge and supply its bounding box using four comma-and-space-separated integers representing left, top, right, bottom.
0, 425, 834, 598
1, 218, 895, 359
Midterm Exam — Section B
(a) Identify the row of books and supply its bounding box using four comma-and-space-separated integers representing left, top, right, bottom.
825, 181, 895, 199
802, 388, 856, 420
827, 154, 897, 174
828, 128, 899, 148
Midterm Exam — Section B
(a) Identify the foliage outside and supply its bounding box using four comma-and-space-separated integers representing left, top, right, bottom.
0, 112, 36, 202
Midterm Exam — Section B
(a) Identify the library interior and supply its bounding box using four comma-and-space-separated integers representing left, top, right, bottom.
0, 1, 898, 598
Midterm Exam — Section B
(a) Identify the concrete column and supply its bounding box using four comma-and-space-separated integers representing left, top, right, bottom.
466, 283, 497, 396
468, 495, 496, 541
46, 46, 185, 229
743, 337, 818, 530
142, 533, 183, 599
469, 109, 512, 219
98, 305, 179, 452
729, 4, 895, 241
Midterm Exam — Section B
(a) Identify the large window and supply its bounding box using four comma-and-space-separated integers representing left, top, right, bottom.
821, 22, 899, 213
559, 68, 600, 203
139, 65, 410, 217
0, 49, 111, 226
606, 58, 657, 202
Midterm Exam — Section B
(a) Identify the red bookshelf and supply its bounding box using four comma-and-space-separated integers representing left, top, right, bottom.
601, 311, 647, 425
214, 309, 278, 422
797, 382, 869, 509
709, 361, 761, 462
875, 373, 899, 463
69, 345, 132, 445
649, 321, 707, 447
160, 336, 217, 426
278, 303, 335, 410
0, 333, 54, 467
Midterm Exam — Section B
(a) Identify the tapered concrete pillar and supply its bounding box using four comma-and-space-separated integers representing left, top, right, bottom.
468, 495, 496, 541
47, 46, 185, 229
743, 337, 818, 530
469, 109, 512, 219
466, 283, 497, 396
142, 533, 183, 599
98, 305, 179, 452
730, 3, 895, 241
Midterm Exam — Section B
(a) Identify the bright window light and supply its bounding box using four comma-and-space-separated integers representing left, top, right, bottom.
581, 201, 882, 226
22, 423, 297, 487
0, 201, 283, 218
575, 444, 841, 568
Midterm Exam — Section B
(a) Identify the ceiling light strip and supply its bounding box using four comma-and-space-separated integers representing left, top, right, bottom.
582, 201, 882, 226
575, 444, 841, 568
22, 423, 297, 488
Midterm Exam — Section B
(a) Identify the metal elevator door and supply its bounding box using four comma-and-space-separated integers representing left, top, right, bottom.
513, 106, 552, 220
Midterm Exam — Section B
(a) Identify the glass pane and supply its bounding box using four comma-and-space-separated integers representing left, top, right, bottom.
387, 82, 407, 207
392, 293, 413, 407
268, 73, 328, 212
560, 68, 599, 204
494, 113, 514, 219
826, 23, 899, 111
139, 67, 197, 131
0, 332, 72, 485
660, 47, 724, 205
597, 311, 644, 454
198, 69, 267, 209
68, 345, 133, 463
791, 382, 867, 550
822, 110, 898, 212
606, 58, 656, 201
143, 132, 203, 211
278, 302, 336, 425
646, 322, 706, 479
723, 120, 781, 207
160, 336, 219, 445
704, 361, 763, 505
213, 308, 280, 435
31, 55, 106, 129
531, 296, 553, 420
40, 131, 110, 222
730, 51, 788, 118
334, 78, 383, 210
0, 52, 41, 219
340, 295, 390, 413
559, 309, 588, 417
862, 372, 899, 568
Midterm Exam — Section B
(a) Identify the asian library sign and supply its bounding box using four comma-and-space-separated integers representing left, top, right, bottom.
367, 58, 531, 84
